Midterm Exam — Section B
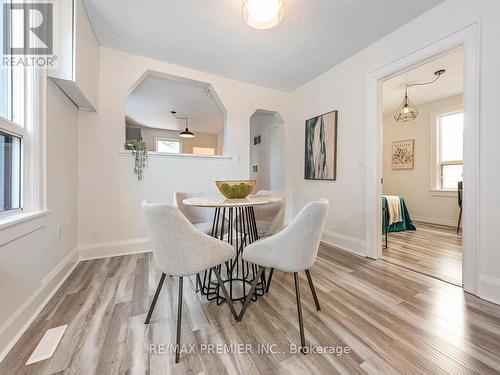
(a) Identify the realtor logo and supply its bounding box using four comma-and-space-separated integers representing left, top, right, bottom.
3, 1, 53, 55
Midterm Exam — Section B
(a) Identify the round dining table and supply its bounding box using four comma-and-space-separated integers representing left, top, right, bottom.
183, 195, 283, 304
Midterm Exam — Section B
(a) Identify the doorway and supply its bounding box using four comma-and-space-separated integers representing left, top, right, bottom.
249, 110, 285, 191
380, 48, 464, 285
365, 24, 479, 294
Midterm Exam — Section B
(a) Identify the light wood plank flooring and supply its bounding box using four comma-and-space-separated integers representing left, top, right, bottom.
382, 222, 462, 286
3, 244, 500, 374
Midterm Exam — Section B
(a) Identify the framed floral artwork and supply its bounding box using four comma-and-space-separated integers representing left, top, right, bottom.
392, 139, 414, 169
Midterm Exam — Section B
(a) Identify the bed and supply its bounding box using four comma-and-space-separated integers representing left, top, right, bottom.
382, 195, 416, 248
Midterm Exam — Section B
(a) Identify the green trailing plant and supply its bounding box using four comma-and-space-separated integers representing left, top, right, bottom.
125, 139, 148, 181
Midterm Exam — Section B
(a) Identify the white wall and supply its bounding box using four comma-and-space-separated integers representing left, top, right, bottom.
77, 47, 291, 256
0, 80, 79, 359
383, 95, 463, 227
249, 112, 284, 192
290, 0, 500, 303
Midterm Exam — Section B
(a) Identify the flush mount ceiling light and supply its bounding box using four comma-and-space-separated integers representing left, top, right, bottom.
171, 111, 195, 138
242, 0, 284, 30
394, 69, 446, 123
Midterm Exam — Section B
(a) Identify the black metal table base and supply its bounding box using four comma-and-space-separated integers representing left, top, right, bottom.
198, 206, 267, 304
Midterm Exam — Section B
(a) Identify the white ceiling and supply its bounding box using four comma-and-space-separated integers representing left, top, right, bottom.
383, 47, 464, 114
125, 75, 225, 134
83, 0, 445, 91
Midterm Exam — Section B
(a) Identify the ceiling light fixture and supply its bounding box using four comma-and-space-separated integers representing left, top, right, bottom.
394, 69, 446, 123
242, 0, 284, 30
171, 111, 195, 138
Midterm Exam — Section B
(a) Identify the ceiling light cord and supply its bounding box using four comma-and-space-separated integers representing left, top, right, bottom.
403, 69, 445, 95
171, 111, 188, 126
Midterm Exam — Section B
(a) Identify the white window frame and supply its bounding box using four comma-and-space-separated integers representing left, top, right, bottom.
0, 57, 26, 216
430, 104, 463, 196
0, 4, 47, 228
155, 137, 181, 153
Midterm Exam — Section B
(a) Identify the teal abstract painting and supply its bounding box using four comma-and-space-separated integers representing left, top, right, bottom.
305, 111, 337, 180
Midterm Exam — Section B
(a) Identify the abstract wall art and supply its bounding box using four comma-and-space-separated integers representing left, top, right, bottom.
392, 139, 414, 169
304, 110, 338, 180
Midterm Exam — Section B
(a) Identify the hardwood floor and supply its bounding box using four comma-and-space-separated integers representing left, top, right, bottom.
381, 222, 462, 286
3, 244, 500, 374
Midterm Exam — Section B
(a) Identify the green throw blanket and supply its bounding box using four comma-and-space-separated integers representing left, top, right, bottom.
382, 196, 416, 234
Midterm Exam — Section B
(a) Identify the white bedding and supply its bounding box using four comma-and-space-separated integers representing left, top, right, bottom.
384, 195, 403, 225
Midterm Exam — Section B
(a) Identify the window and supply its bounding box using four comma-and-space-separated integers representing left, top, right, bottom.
156, 138, 181, 153
1, 2, 26, 214
437, 111, 463, 190
0, 2, 44, 218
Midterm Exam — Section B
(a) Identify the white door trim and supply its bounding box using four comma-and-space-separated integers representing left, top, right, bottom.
365, 22, 480, 295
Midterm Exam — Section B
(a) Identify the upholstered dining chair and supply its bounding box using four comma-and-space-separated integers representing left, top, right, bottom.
237, 198, 329, 352
175, 192, 230, 292
174, 192, 217, 234
231, 190, 285, 239
253, 190, 286, 237
142, 201, 238, 363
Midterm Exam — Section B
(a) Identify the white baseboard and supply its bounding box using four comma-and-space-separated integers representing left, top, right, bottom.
412, 215, 457, 228
321, 229, 366, 257
479, 276, 500, 306
79, 238, 152, 260
0, 248, 79, 362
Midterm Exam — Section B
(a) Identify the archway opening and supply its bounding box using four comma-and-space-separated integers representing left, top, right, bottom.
249, 110, 285, 191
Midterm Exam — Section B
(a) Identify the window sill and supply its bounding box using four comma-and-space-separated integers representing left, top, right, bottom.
0, 211, 48, 246
430, 189, 458, 197
119, 150, 232, 160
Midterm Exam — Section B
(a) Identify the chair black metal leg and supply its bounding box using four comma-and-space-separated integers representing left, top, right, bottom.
305, 270, 321, 311
457, 206, 462, 234
195, 273, 201, 292
144, 273, 166, 324
175, 277, 183, 364
294, 272, 306, 354
213, 267, 238, 320
266, 268, 274, 293
237, 267, 264, 322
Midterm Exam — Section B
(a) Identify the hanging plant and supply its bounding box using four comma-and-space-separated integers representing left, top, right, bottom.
125, 139, 148, 181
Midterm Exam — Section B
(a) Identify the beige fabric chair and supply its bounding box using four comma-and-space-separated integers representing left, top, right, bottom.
142, 201, 237, 363
238, 198, 329, 353
253, 190, 286, 236
232, 190, 286, 237
174, 192, 228, 235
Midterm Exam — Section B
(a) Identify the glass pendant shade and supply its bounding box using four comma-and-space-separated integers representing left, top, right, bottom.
242, 0, 284, 30
394, 94, 418, 122
179, 128, 195, 138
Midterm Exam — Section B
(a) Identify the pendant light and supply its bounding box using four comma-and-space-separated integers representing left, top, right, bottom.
171, 111, 195, 138
394, 69, 446, 123
242, 0, 284, 30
